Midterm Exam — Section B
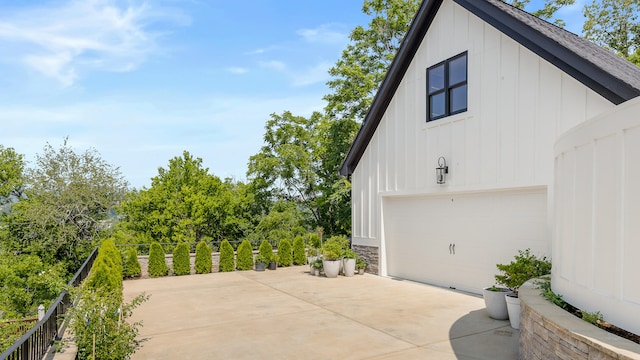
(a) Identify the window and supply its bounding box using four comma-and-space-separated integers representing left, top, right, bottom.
427, 52, 467, 122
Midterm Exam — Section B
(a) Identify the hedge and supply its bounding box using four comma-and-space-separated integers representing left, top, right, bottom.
148, 242, 168, 277
85, 238, 122, 294
292, 236, 306, 265
218, 240, 235, 272
258, 240, 274, 263
277, 239, 293, 267
236, 240, 254, 271
123, 247, 141, 278
195, 241, 212, 274
172, 242, 190, 276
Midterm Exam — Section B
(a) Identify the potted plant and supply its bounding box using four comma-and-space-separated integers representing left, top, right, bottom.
495, 249, 552, 329
307, 247, 319, 265
254, 253, 269, 272
268, 254, 278, 270
311, 258, 323, 276
343, 249, 356, 277
356, 257, 367, 275
321, 242, 342, 278
482, 285, 513, 320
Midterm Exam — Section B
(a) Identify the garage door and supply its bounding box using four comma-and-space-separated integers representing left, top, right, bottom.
383, 188, 547, 294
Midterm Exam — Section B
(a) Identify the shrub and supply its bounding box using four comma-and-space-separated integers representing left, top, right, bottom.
258, 240, 274, 263
307, 233, 321, 249
172, 242, 190, 276
218, 240, 235, 272
495, 248, 551, 295
277, 239, 293, 267
148, 242, 168, 277
123, 247, 141, 278
195, 241, 212, 274
236, 240, 254, 271
86, 239, 123, 294
321, 241, 342, 261
292, 236, 306, 265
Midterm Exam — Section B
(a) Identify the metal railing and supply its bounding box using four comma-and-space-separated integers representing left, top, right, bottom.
0, 247, 98, 360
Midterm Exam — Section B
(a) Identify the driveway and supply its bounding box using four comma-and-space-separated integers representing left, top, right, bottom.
124, 266, 518, 359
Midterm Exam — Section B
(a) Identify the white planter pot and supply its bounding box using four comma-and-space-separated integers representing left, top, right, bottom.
343, 258, 356, 277
482, 287, 512, 320
505, 294, 521, 329
323, 260, 341, 278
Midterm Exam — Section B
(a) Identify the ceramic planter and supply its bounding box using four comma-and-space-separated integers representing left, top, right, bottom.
323, 259, 341, 278
505, 294, 521, 329
482, 287, 512, 320
255, 262, 266, 272
343, 258, 356, 277
358, 268, 365, 275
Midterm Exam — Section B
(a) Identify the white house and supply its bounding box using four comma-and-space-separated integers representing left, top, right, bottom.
340, 0, 640, 335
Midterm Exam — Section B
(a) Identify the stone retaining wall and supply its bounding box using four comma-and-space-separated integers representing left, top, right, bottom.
353, 245, 379, 275
519, 282, 640, 360
138, 253, 223, 277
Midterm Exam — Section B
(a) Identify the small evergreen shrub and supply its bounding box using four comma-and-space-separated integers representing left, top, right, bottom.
277, 239, 293, 267
308, 233, 321, 249
236, 240, 254, 270
172, 242, 191, 276
292, 236, 306, 265
86, 239, 123, 294
218, 239, 235, 272
148, 242, 168, 277
258, 240, 274, 263
123, 247, 141, 278
195, 241, 212, 274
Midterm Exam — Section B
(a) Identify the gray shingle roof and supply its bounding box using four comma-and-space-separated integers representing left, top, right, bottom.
340, 0, 640, 176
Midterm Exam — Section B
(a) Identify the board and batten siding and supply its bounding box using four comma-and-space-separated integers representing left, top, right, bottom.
351, 0, 613, 256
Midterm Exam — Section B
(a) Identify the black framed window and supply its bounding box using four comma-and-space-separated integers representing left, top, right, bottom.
427, 52, 467, 122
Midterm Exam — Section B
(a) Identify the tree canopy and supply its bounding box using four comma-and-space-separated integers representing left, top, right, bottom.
583, 0, 640, 64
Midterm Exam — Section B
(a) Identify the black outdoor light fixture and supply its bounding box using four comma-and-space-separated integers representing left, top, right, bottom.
436, 156, 448, 184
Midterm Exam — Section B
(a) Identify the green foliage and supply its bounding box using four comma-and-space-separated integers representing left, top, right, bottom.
356, 256, 367, 270
172, 242, 190, 276
343, 248, 356, 259
1, 139, 128, 271
148, 242, 168, 277
292, 236, 306, 265
0, 145, 24, 204
67, 288, 148, 360
123, 247, 141, 279
307, 233, 321, 249
0, 318, 36, 354
254, 253, 269, 264
583, 0, 640, 60
321, 242, 342, 261
538, 279, 570, 310
236, 240, 254, 271
218, 240, 235, 272
581, 310, 604, 325
86, 239, 123, 295
258, 240, 274, 263
495, 249, 552, 295
195, 241, 212, 274
277, 239, 293, 267
325, 235, 349, 256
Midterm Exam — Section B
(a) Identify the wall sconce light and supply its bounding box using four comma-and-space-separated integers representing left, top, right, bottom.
436, 157, 448, 184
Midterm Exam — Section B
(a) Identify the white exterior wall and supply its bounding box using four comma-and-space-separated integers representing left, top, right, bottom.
351, 0, 614, 273
553, 97, 640, 336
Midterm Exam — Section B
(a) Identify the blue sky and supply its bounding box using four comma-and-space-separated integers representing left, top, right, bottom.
0, 0, 587, 189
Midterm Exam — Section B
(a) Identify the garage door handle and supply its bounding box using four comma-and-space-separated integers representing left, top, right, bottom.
452, 243, 456, 255
449, 243, 452, 254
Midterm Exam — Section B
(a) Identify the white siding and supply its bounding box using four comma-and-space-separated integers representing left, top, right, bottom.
350, 0, 614, 263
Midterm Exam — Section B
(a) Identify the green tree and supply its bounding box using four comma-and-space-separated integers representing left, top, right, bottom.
251, 201, 306, 245
277, 239, 293, 267
502, 0, 575, 27
85, 239, 123, 295
172, 242, 190, 276
0, 145, 24, 204
148, 242, 168, 277
583, 0, 640, 64
292, 236, 306, 265
218, 239, 235, 272
2, 139, 128, 271
236, 239, 253, 271
123, 247, 141, 278
195, 241, 212, 274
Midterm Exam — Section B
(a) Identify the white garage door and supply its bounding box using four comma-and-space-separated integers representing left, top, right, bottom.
383, 188, 547, 294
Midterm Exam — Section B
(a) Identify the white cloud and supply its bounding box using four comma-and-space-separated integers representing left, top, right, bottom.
227, 66, 248, 75
0, 0, 188, 86
260, 60, 287, 72
291, 61, 332, 87
297, 24, 348, 45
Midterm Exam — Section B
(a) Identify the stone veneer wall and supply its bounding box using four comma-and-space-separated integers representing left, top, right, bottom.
352, 245, 379, 275
138, 253, 222, 278
519, 282, 640, 360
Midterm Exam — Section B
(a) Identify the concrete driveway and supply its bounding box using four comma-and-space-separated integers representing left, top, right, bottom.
124, 266, 518, 359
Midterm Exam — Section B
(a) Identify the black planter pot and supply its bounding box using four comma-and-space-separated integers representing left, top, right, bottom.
255, 262, 266, 271
268, 262, 277, 270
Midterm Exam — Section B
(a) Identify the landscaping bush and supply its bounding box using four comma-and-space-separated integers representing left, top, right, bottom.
277, 239, 293, 267
86, 239, 123, 294
123, 247, 141, 278
195, 241, 212, 274
293, 236, 306, 265
148, 242, 168, 277
172, 242, 191, 276
258, 240, 274, 263
495, 248, 551, 295
307, 233, 321, 248
236, 240, 254, 271
218, 239, 235, 272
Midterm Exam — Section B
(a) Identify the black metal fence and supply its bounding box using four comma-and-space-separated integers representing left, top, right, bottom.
116, 239, 276, 255
0, 247, 98, 360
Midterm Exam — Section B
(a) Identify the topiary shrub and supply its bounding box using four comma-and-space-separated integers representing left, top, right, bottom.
195, 241, 212, 274
218, 239, 235, 272
86, 238, 123, 295
172, 242, 190, 276
292, 236, 306, 265
236, 240, 254, 271
277, 239, 293, 267
258, 240, 274, 263
123, 247, 141, 278
148, 242, 168, 277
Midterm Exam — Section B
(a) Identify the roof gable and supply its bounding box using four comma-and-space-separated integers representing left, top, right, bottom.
340, 0, 640, 176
